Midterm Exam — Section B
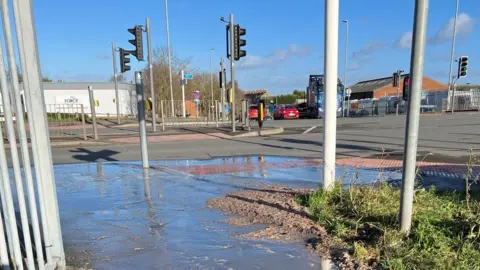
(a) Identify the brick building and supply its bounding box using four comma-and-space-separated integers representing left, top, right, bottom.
349, 75, 447, 100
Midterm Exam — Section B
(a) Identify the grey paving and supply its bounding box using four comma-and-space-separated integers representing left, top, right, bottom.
42, 112, 480, 165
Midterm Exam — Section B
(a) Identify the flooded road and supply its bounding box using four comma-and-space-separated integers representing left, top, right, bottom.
56, 156, 400, 269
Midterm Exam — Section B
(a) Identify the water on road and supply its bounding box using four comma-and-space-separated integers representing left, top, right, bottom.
57, 156, 401, 269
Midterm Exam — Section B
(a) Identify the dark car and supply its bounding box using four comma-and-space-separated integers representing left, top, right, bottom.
295, 102, 308, 118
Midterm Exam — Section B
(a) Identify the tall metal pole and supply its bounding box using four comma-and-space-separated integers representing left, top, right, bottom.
396, 70, 403, 116
447, 0, 460, 111
164, 0, 175, 117
210, 48, 215, 120
229, 14, 236, 132
342, 20, 348, 118
135, 72, 150, 169
88, 86, 99, 140
146, 18, 157, 131
13, 0, 65, 265
221, 58, 226, 121
322, 0, 339, 189
181, 69, 186, 117
112, 42, 121, 124
400, 0, 429, 233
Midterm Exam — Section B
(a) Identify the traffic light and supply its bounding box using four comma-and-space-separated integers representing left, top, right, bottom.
402, 75, 410, 101
128, 25, 144, 61
233, 24, 246, 61
392, 72, 399, 87
219, 70, 223, 88
119, 48, 131, 73
458, 56, 468, 78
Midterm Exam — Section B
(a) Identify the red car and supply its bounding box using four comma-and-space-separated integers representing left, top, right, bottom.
249, 105, 267, 120
274, 104, 299, 120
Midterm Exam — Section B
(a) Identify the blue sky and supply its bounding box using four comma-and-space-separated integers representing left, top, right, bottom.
31, 0, 479, 95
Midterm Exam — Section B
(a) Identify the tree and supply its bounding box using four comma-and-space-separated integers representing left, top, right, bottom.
42, 77, 53, 82
141, 46, 244, 115
109, 73, 126, 83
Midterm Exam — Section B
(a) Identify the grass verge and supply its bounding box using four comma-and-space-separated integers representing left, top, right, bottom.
296, 182, 480, 269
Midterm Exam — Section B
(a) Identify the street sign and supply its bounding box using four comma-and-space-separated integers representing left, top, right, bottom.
346, 88, 352, 97
194, 90, 200, 100
184, 73, 193, 80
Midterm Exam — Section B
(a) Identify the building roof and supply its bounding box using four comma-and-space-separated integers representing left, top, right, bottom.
19, 82, 136, 91
350, 75, 447, 94
244, 89, 268, 97
350, 75, 409, 94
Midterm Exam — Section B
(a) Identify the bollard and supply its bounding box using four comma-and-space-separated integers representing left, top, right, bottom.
135, 72, 149, 169
215, 100, 219, 128
161, 100, 165, 131
81, 104, 87, 140
258, 102, 264, 129
88, 86, 98, 140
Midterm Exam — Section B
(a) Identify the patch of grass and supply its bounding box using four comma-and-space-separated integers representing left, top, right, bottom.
297, 182, 480, 269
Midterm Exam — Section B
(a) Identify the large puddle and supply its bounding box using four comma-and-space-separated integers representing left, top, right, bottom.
56, 156, 401, 269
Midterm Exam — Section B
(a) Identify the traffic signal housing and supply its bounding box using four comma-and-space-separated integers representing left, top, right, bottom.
392, 72, 399, 87
119, 48, 131, 73
458, 56, 468, 78
402, 75, 410, 101
128, 25, 144, 61
233, 24, 247, 61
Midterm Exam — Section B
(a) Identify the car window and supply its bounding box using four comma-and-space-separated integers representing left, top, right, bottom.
250, 105, 258, 109
286, 105, 294, 109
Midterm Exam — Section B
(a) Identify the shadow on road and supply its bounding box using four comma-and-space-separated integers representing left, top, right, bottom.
69, 148, 119, 162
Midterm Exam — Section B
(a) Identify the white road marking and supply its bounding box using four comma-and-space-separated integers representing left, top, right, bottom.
302, 126, 317, 134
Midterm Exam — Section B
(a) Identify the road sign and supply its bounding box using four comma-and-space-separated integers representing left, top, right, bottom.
184, 74, 193, 80
194, 90, 200, 100
346, 88, 352, 97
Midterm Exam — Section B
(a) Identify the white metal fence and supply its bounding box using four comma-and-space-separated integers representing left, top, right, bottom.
0, 0, 65, 268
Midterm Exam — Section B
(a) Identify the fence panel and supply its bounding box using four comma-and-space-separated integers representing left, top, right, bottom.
45, 104, 87, 139
160, 100, 223, 128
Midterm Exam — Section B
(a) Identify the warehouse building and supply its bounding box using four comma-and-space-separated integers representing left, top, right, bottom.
2, 82, 138, 117
349, 75, 447, 100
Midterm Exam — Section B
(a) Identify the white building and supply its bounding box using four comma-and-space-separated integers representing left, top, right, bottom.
8, 82, 138, 117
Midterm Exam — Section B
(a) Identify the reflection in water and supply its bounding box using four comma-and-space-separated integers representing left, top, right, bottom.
143, 169, 152, 200
258, 156, 267, 178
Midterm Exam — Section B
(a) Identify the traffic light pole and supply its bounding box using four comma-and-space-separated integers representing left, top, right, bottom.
400, 0, 429, 233
220, 58, 226, 121
146, 18, 157, 131
181, 69, 186, 117
323, 0, 339, 190
112, 42, 121, 125
396, 70, 402, 116
229, 14, 236, 132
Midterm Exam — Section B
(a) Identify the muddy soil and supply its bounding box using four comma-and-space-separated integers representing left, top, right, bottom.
207, 186, 369, 269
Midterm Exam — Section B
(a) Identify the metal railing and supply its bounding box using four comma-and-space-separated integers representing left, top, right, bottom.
44, 104, 87, 140
158, 99, 233, 128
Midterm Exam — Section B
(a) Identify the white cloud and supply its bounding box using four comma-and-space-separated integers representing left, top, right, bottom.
352, 40, 387, 61
238, 44, 312, 69
428, 13, 475, 44
395, 31, 412, 49
348, 40, 386, 71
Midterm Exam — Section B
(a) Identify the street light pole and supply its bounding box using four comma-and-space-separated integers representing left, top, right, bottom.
164, 0, 175, 117
447, 0, 460, 111
323, 0, 339, 189
112, 42, 120, 125
342, 20, 348, 118
400, 0, 429, 233
210, 48, 215, 120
